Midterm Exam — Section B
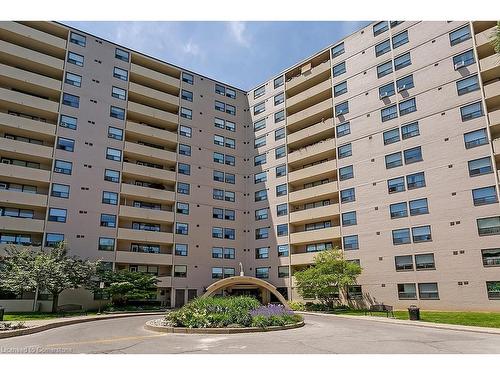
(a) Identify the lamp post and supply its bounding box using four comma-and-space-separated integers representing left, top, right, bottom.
98, 281, 105, 314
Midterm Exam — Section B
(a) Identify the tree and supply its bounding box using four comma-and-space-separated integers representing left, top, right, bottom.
491, 21, 500, 55
0, 244, 98, 312
293, 248, 362, 308
97, 269, 158, 306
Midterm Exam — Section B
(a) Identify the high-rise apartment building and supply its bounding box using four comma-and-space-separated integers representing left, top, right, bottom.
0, 21, 498, 312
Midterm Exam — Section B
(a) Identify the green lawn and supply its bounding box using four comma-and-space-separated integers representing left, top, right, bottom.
333, 310, 500, 329
2, 311, 96, 321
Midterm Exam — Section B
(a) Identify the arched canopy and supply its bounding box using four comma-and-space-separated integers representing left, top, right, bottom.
202, 276, 289, 308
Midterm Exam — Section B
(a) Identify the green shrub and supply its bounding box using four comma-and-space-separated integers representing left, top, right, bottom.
288, 301, 306, 311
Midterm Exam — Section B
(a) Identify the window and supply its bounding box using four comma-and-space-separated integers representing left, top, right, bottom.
211, 267, 223, 279
224, 228, 235, 240
182, 72, 193, 84
487, 282, 500, 300
275, 127, 285, 141
338, 143, 352, 158
275, 146, 286, 159
255, 189, 267, 202
340, 188, 355, 203
464, 128, 488, 149
278, 245, 289, 257
394, 52, 411, 70
65, 72, 81, 87
415, 253, 435, 270
385, 152, 402, 169
254, 154, 266, 166
395, 255, 413, 271
225, 155, 235, 166
373, 21, 389, 36
392, 228, 411, 245
106, 148, 122, 162
177, 202, 189, 215
212, 247, 223, 258
409, 198, 428, 216
392, 30, 408, 48
212, 227, 223, 239
254, 85, 265, 99
343, 235, 359, 250
418, 283, 439, 300
276, 203, 288, 217
178, 163, 190, 175
254, 102, 265, 115
375, 39, 391, 57
70, 32, 86, 47
60, 115, 77, 130
336, 122, 350, 137
54, 160, 72, 175
213, 189, 224, 200
67, 52, 84, 66
331, 42, 345, 58
56, 137, 75, 152
224, 191, 235, 202
399, 98, 416, 116
278, 266, 289, 278
274, 110, 285, 123
449, 24, 471, 46
104, 169, 120, 183
477, 216, 500, 236
482, 249, 500, 267
276, 184, 287, 197
406, 172, 425, 190
401, 122, 419, 140
224, 248, 235, 259
404, 146, 422, 164
215, 101, 225, 112
377, 61, 393, 78
181, 89, 193, 102
62, 93, 79, 108
333, 61, 346, 77
51, 183, 70, 198
213, 207, 224, 219
457, 75, 480, 97
215, 84, 225, 96
412, 225, 432, 242
107, 126, 123, 141
110, 106, 125, 120
254, 172, 267, 184
379, 82, 395, 99
177, 182, 190, 195
335, 101, 349, 116
176, 223, 189, 235
306, 242, 333, 253
254, 118, 266, 132
226, 104, 236, 116
472, 186, 498, 206
255, 267, 270, 279
256, 247, 269, 259
213, 152, 224, 164
226, 88, 236, 99
342, 211, 357, 226
175, 244, 188, 256
255, 228, 269, 240
396, 75, 414, 92
348, 286, 362, 299
453, 50, 475, 69
98, 237, 115, 252
468, 157, 492, 176
48, 208, 67, 223
179, 125, 192, 137
334, 81, 348, 97
383, 128, 400, 145
225, 138, 235, 149
112, 86, 126, 100
113, 67, 128, 81
179, 144, 191, 156
214, 117, 225, 129
398, 283, 417, 299
45, 233, 64, 247
277, 224, 288, 237
100, 214, 116, 228
276, 164, 287, 177
174, 265, 187, 278
225, 173, 235, 184
381, 104, 398, 122
274, 76, 284, 88
114, 47, 129, 61
180, 107, 192, 120
339, 165, 354, 181
102, 191, 118, 205
390, 202, 408, 219
225, 209, 235, 221
274, 92, 284, 106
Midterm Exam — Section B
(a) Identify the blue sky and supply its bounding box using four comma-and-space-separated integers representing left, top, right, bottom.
63, 21, 370, 90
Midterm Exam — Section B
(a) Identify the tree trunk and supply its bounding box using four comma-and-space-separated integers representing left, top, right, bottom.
32, 285, 39, 312
51, 293, 59, 313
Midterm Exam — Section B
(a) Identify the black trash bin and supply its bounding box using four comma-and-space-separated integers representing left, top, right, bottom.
408, 305, 420, 321
0, 306, 4, 321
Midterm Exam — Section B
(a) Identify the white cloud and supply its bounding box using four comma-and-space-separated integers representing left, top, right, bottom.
227, 21, 250, 47
183, 40, 202, 56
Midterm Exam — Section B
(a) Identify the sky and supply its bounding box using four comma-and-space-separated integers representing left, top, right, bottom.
63, 21, 370, 90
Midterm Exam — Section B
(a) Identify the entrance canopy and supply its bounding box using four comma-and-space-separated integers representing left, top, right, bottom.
202, 276, 289, 308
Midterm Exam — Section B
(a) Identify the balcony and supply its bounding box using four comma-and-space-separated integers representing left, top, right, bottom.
122, 162, 176, 184
288, 138, 336, 166
484, 79, 500, 110
157, 276, 172, 288
290, 252, 318, 266
117, 227, 174, 244
289, 203, 340, 225
0, 87, 59, 120
119, 205, 174, 224
287, 118, 334, 149
128, 82, 179, 113
288, 159, 337, 185
0, 189, 48, 208
286, 60, 331, 94
480, 54, 500, 83
286, 79, 332, 113
0, 40, 64, 79
123, 141, 176, 165
0, 216, 45, 233
0, 137, 53, 160
120, 183, 175, 204
115, 250, 173, 266
0, 112, 56, 139
0, 163, 50, 183
288, 181, 338, 205
489, 108, 500, 131
289, 226, 341, 245
493, 137, 500, 155
130, 63, 180, 93
475, 26, 496, 59
0, 22, 67, 58
0, 63, 62, 99
125, 121, 177, 148
127, 101, 178, 130
286, 97, 333, 132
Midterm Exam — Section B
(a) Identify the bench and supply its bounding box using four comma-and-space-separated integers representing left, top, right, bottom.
365, 304, 394, 318
57, 304, 87, 317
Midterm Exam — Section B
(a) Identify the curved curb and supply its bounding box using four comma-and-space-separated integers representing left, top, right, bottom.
144, 319, 305, 334
0, 312, 165, 340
